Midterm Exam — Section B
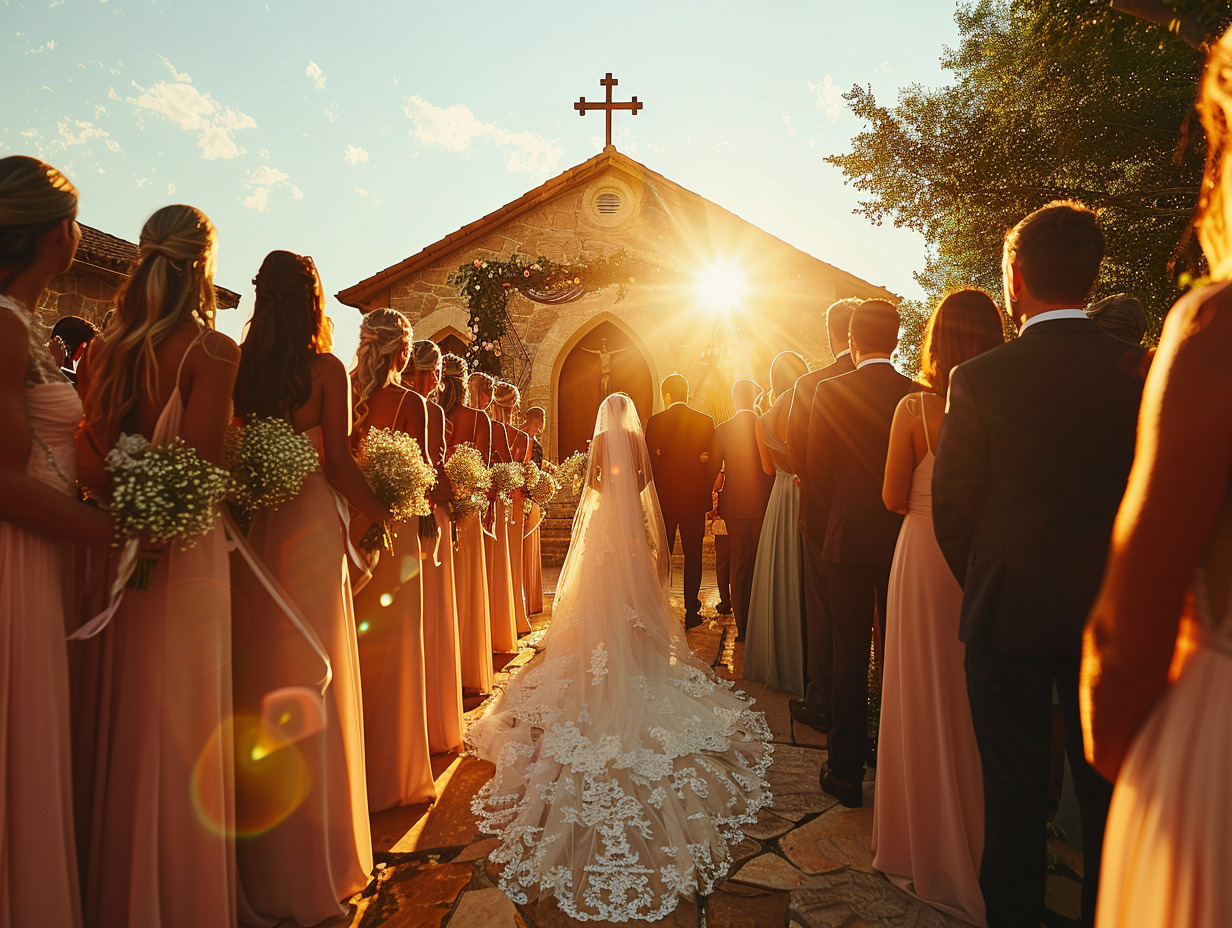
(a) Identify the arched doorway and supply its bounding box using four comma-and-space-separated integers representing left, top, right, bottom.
556, 320, 653, 460
435, 332, 469, 358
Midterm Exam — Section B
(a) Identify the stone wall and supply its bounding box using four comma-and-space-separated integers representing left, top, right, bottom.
38, 266, 126, 327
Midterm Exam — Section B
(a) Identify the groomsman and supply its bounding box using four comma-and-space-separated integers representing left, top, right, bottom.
645, 374, 718, 628
932, 201, 1146, 928
785, 297, 860, 731
714, 380, 774, 639
804, 300, 912, 807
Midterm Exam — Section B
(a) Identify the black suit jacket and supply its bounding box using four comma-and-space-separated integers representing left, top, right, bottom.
715, 410, 774, 521
645, 402, 718, 515
932, 316, 1146, 657
805, 361, 914, 564
786, 352, 856, 534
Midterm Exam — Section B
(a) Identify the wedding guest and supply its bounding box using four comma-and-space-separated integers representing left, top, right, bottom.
48, 313, 98, 384
1082, 30, 1232, 926
786, 297, 860, 732
1085, 293, 1147, 345
0, 155, 109, 928
75, 204, 239, 928
708, 482, 732, 616
932, 202, 1145, 928
873, 289, 1005, 926
521, 405, 546, 616
443, 356, 494, 694
409, 339, 464, 753
491, 381, 531, 635
744, 350, 809, 696
806, 301, 913, 807
230, 251, 389, 924
349, 308, 435, 810
645, 373, 718, 628
472, 372, 518, 651
714, 379, 774, 640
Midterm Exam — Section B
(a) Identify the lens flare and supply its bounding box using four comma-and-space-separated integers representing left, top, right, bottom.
379, 593, 394, 607
694, 259, 749, 315
399, 555, 420, 584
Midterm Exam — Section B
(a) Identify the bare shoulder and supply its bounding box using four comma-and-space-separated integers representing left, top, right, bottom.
199, 328, 239, 366
0, 309, 29, 368
310, 350, 347, 382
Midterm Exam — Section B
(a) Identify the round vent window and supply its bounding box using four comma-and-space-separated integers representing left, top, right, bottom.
596, 192, 622, 215
585, 178, 636, 228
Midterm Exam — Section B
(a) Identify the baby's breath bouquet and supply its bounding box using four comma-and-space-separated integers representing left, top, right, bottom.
489, 461, 525, 515
444, 444, 492, 521
105, 433, 232, 589
554, 450, 590, 501
523, 460, 558, 511
357, 428, 436, 550
227, 417, 319, 533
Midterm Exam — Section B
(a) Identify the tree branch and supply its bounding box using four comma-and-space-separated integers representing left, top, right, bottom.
1110, 0, 1210, 50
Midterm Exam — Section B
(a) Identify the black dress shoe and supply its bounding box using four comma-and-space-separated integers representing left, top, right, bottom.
684, 612, 704, 630
715, 602, 733, 615
819, 762, 863, 808
789, 698, 831, 733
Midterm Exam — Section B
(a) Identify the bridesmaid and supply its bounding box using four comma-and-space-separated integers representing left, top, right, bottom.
872, 290, 1004, 926
408, 339, 464, 754
472, 371, 518, 652
230, 251, 390, 925
521, 406, 546, 617
442, 355, 494, 694
75, 204, 239, 928
349, 309, 436, 810
491, 381, 531, 635
743, 350, 809, 696
0, 155, 109, 928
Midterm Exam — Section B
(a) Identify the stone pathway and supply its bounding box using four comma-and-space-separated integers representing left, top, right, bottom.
340, 572, 1082, 928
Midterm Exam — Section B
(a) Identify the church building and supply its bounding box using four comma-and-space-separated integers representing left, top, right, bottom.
338, 145, 892, 462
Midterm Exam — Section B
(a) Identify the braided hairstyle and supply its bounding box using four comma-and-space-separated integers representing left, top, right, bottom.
490, 380, 520, 425
438, 353, 469, 416
0, 155, 78, 294
349, 308, 412, 431
410, 338, 442, 400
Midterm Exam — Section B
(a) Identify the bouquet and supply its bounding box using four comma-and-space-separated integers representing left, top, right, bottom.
356, 428, 436, 549
443, 443, 492, 523
489, 461, 525, 515
554, 450, 590, 501
523, 460, 558, 510
226, 417, 319, 533
106, 433, 232, 588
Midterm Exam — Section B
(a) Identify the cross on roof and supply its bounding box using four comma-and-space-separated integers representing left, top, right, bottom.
574, 73, 642, 149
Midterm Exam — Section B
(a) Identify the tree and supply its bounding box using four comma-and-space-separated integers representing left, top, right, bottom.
829, 0, 1231, 346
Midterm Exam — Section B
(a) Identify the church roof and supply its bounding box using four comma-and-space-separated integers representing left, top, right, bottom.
336, 147, 893, 308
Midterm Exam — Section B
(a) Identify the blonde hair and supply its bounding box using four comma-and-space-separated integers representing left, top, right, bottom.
85, 204, 217, 442
438, 353, 469, 415
1198, 29, 1232, 279
491, 381, 520, 425
351, 308, 412, 431
0, 155, 78, 292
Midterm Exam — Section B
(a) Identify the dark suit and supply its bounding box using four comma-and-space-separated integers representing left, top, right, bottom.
715, 410, 774, 637
645, 402, 718, 616
932, 315, 1146, 928
805, 359, 913, 784
785, 351, 856, 712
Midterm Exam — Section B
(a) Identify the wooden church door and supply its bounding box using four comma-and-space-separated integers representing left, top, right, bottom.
556, 321, 653, 460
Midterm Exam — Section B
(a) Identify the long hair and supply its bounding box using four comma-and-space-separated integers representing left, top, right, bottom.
410, 339, 442, 401
438, 353, 469, 415
918, 289, 1005, 397
490, 381, 520, 425
349, 308, 412, 430
769, 350, 807, 402
85, 204, 217, 441
234, 250, 332, 420
1198, 29, 1232, 279
0, 155, 78, 293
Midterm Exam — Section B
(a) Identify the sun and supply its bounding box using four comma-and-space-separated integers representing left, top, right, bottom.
693, 259, 749, 316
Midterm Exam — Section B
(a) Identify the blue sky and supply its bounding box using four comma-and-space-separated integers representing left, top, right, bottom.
4, 0, 964, 361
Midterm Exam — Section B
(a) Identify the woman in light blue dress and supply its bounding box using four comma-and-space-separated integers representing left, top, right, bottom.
742, 351, 808, 696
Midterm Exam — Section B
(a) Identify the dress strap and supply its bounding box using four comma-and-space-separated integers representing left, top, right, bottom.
919, 391, 933, 455
173, 327, 207, 393
393, 387, 410, 429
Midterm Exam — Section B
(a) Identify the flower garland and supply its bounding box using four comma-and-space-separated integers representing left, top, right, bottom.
448, 252, 665, 375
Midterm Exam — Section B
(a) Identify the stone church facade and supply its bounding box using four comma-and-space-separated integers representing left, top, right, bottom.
338, 147, 892, 462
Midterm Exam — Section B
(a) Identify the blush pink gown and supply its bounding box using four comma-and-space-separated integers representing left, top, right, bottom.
424, 505, 463, 753
487, 499, 519, 653
872, 404, 985, 927
523, 502, 544, 616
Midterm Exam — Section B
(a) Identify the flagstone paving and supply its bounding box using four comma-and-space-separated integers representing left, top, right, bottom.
340, 571, 1082, 928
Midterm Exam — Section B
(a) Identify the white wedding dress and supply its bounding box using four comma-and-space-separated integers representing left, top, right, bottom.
467, 394, 774, 922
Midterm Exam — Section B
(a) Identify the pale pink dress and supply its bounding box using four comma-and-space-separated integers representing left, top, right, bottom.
77, 334, 236, 928
231, 427, 372, 926
523, 503, 544, 616
872, 397, 985, 927
353, 513, 436, 810
424, 505, 464, 753
454, 505, 493, 694
487, 499, 519, 653
0, 298, 83, 928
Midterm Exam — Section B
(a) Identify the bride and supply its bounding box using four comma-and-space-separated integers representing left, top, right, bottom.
467, 393, 774, 922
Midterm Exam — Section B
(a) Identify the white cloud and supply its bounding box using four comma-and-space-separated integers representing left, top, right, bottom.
403, 94, 564, 175
26, 39, 57, 55
355, 187, 370, 197
167, 182, 176, 195
159, 55, 192, 83
242, 164, 299, 212
324, 101, 339, 122
781, 112, 797, 137
248, 165, 289, 186
136, 176, 149, 187
125, 62, 256, 160
343, 143, 368, 164
243, 187, 270, 212
808, 76, 844, 122
305, 60, 326, 91
257, 147, 270, 158
876, 61, 893, 74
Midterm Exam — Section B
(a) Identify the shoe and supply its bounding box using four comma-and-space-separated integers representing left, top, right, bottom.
819, 762, 863, 808
715, 602, 733, 615
684, 612, 703, 630
789, 698, 831, 733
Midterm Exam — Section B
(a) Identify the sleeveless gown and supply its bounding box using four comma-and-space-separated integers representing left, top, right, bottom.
0, 298, 83, 928
77, 333, 236, 928
872, 398, 985, 927
488, 498, 519, 652
231, 426, 372, 926
523, 503, 544, 616
742, 395, 804, 696
423, 504, 464, 753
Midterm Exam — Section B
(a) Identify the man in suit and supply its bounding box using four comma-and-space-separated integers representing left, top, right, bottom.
805, 299, 913, 808
785, 298, 860, 732
645, 373, 718, 628
523, 406, 545, 467
932, 201, 1146, 928
714, 380, 775, 639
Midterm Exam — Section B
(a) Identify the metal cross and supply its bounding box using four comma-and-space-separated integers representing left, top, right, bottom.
574, 73, 642, 148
